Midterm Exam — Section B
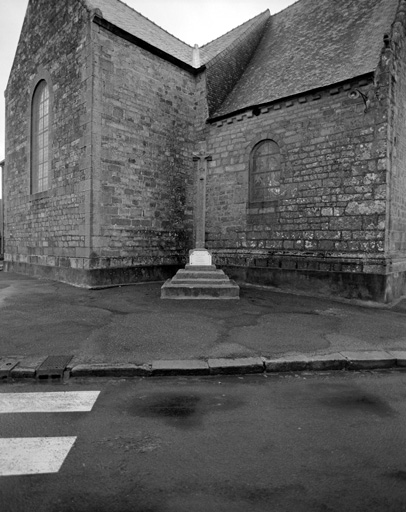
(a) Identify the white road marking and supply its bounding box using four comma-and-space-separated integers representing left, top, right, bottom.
0, 391, 100, 413
0, 390, 100, 476
0, 437, 77, 476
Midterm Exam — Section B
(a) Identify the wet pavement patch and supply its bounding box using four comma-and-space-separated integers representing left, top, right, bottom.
147, 394, 200, 419
129, 393, 201, 427
319, 388, 395, 417
171, 481, 307, 509
386, 470, 406, 481
128, 391, 243, 428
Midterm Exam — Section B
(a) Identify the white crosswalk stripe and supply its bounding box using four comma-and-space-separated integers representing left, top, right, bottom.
0, 390, 100, 476
0, 437, 77, 476
0, 391, 101, 413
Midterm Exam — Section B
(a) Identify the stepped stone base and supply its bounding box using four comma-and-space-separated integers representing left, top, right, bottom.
161, 264, 240, 299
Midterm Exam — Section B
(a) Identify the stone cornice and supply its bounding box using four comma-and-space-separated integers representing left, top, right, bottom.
209, 73, 375, 126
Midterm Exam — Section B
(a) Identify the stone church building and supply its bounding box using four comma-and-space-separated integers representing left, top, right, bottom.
3, 0, 406, 302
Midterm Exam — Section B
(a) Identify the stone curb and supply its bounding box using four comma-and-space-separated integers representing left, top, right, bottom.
1, 351, 406, 380
70, 363, 152, 378
151, 359, 209, 376
208, 357, 264, 375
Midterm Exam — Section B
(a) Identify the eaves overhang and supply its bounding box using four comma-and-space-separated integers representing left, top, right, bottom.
93, 16, 206, 76
207, 72, 375, 124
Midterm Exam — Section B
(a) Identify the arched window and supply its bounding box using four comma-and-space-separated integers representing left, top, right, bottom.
249, 139, 281, 205
31, 80, 50, 194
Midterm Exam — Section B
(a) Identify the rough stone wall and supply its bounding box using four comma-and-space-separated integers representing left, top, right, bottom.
387, 1, 406, 265
0, 197, 3, 254
205, 76, 389, 298
4, 0, 91, 274
89, 23, 198, 269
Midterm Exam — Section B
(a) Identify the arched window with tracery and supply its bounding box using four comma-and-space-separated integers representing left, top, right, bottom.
249, 139, 282, 205
31, 80, 50, 194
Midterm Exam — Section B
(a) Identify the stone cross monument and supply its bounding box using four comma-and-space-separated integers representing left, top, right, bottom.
160, 144, 239, 299
189, 147, 212, 265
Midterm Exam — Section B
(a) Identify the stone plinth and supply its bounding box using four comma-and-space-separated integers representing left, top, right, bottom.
161, 250, 240, 299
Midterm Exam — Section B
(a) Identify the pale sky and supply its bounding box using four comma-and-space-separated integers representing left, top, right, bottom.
0, 0, 296, 193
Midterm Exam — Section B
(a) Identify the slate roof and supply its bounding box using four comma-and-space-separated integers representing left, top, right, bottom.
85, 0, 272, 69
200, 11, 270, 65
214, 0, 399, 117
85, 0, 194, 65
84, 0, 399, 119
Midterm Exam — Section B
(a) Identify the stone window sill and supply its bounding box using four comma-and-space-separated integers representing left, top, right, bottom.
248, 201, 279, 214
30, 190, 50, 201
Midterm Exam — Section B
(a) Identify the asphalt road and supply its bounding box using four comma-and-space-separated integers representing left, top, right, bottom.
1, 371, 406, 511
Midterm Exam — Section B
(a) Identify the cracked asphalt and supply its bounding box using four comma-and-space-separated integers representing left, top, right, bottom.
1, 271, 406, 365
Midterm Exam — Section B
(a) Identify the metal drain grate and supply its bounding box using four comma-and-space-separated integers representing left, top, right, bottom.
36, 355, 73, 380
0, 359, 19, 380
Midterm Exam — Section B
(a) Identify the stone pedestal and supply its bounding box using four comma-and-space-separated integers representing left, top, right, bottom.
161, 148, 239, 299
161, 249, 240, 300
